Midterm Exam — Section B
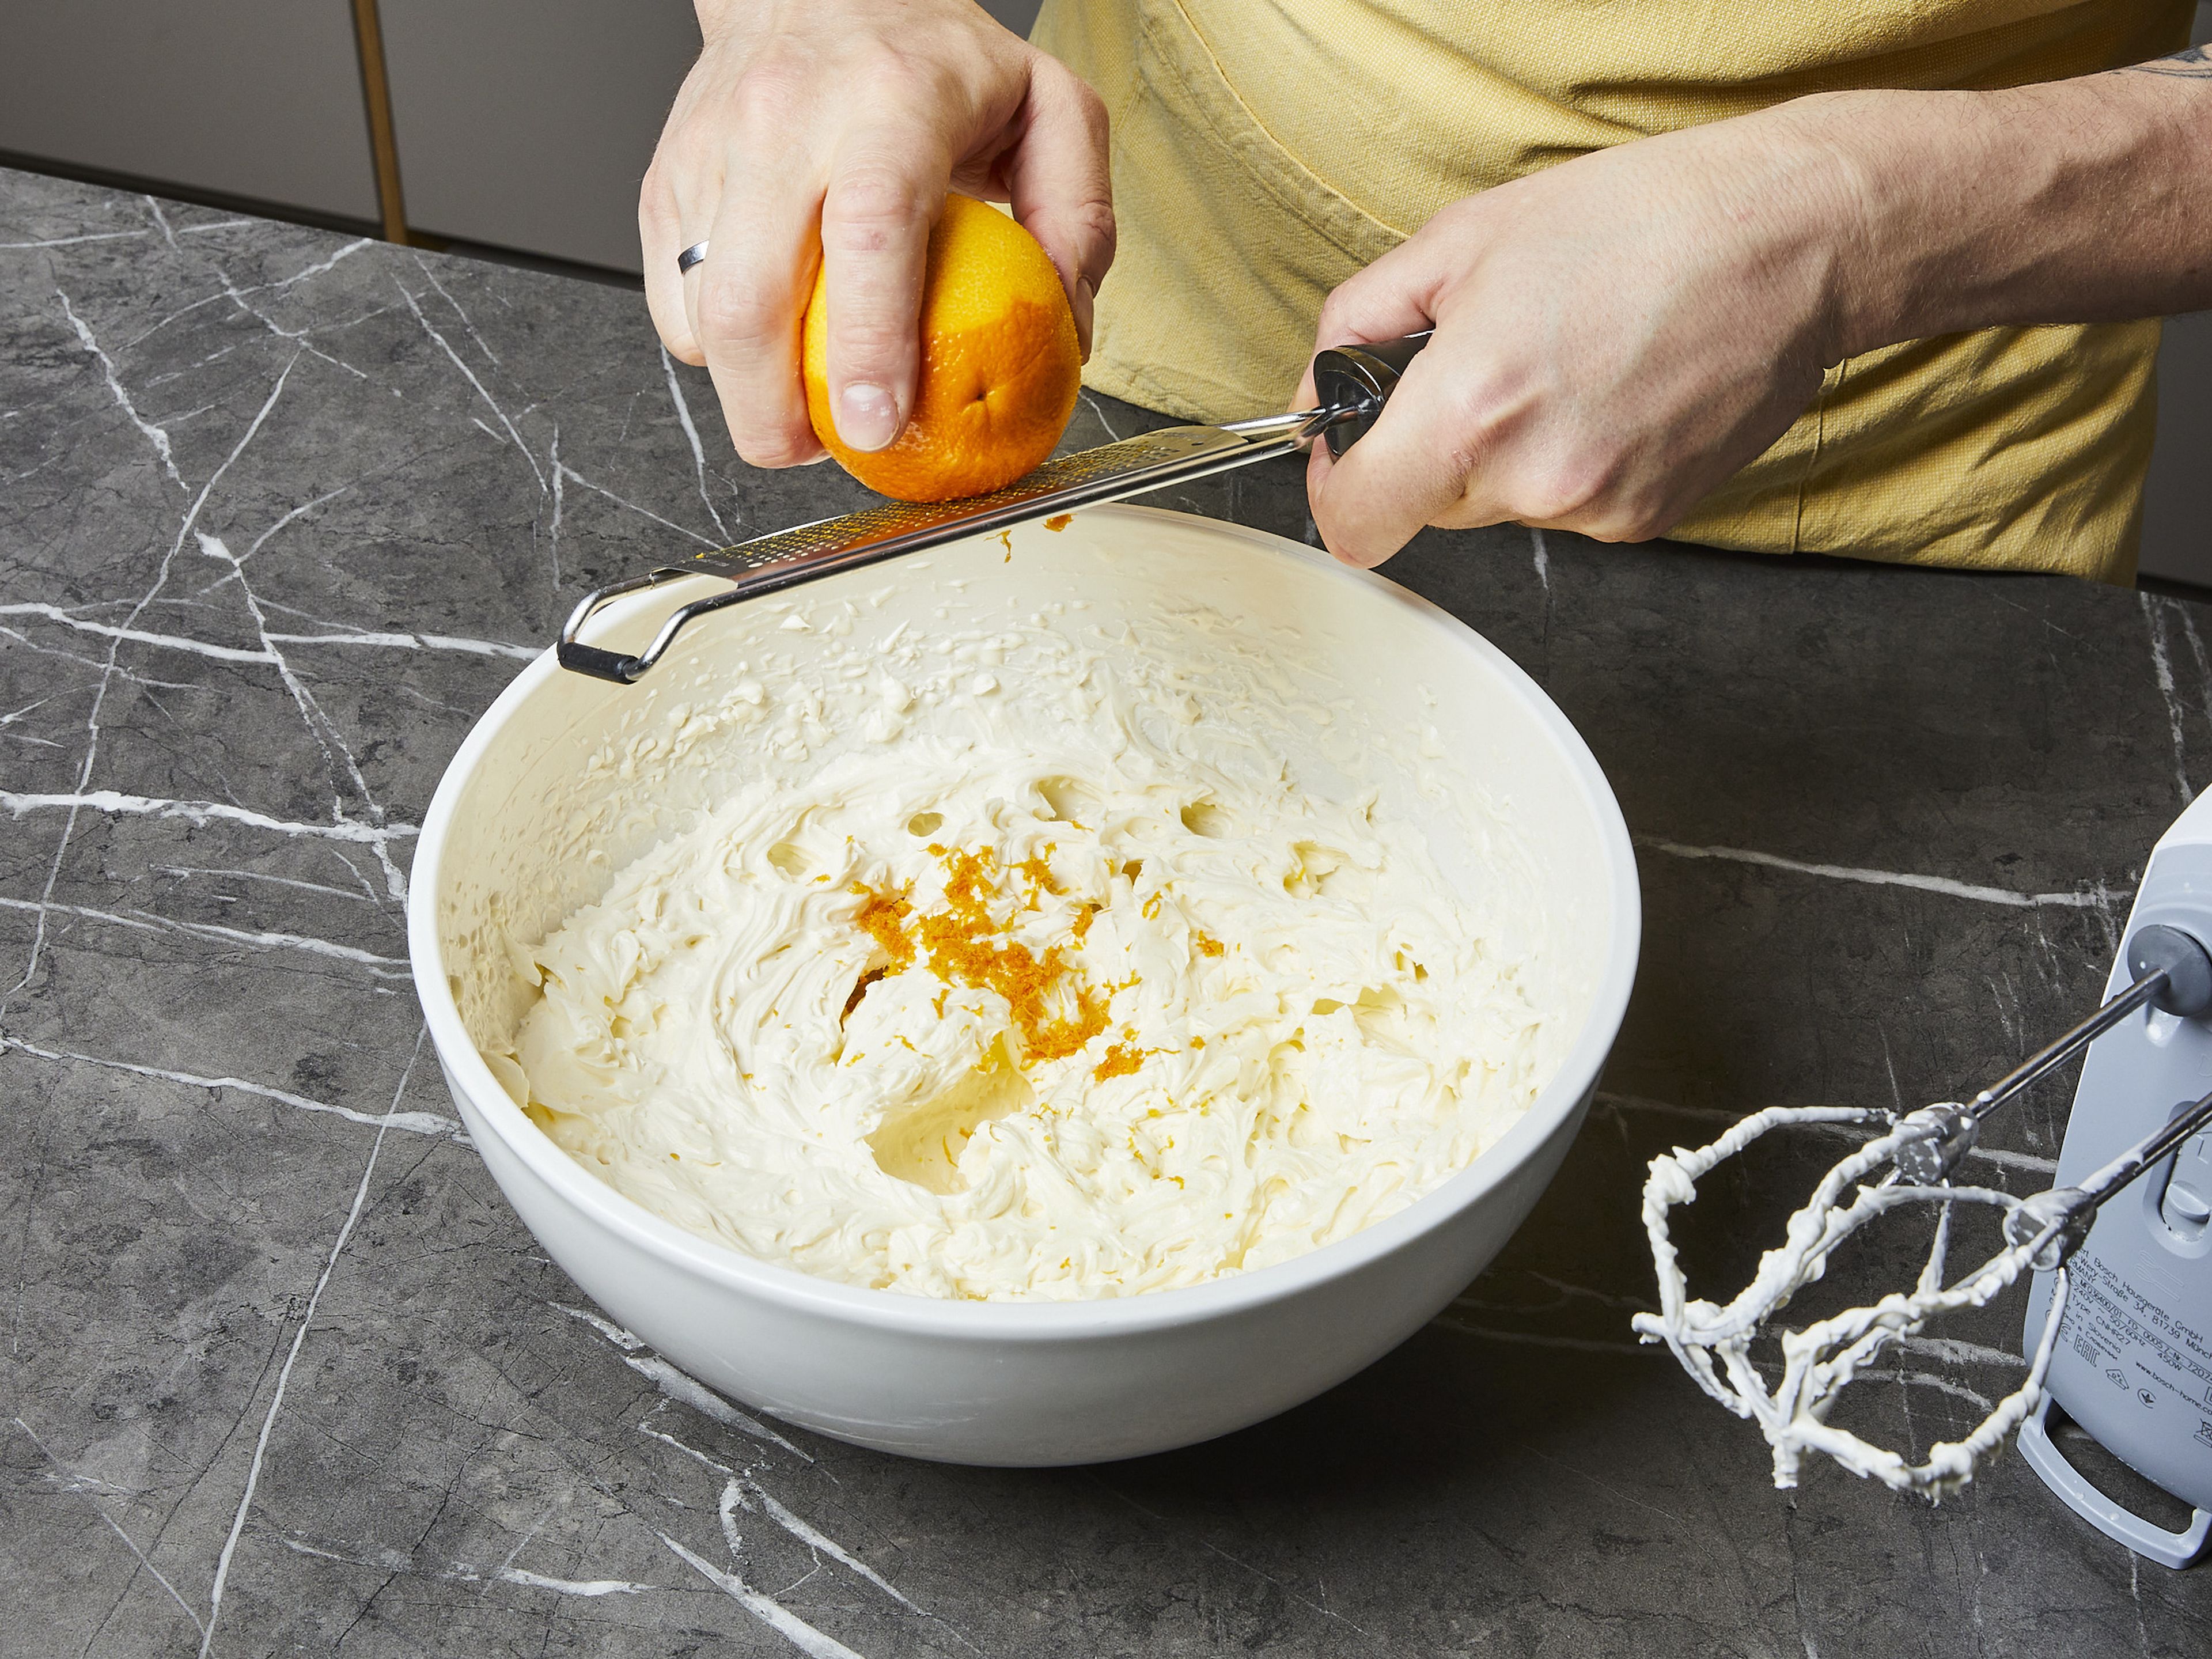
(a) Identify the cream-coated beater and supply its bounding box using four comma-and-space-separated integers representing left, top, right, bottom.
1637, 792, 2212, 1566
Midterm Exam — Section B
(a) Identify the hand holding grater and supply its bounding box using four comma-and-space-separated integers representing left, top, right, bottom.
556, 333, 1430, 684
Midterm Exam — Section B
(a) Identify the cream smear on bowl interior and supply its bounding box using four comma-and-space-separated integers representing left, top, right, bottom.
483, 578, 1550, 1302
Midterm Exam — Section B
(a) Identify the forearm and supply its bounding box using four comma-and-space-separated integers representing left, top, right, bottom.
1798, 47, 2212, 358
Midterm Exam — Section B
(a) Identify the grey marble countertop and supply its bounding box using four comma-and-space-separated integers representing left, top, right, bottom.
5, 164, 2211, 1657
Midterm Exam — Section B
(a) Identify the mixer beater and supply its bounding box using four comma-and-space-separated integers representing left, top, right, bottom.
1636, 885, 2212, 1560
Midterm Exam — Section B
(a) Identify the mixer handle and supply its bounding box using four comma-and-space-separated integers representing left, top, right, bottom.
2017, 1397, 2212, 1570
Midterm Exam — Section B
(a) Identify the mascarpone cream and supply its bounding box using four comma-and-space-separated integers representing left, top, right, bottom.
495, 597, 1545, 1300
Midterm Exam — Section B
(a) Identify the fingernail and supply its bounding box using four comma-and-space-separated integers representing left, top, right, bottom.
836, 383, 899, 452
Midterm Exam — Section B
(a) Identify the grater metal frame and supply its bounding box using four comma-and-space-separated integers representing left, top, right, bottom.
555, 412, 1327, 684
554, 332, 1434, 684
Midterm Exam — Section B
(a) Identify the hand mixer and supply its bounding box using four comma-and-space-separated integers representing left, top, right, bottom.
556, 332, 1430, 684
1638, 791, 2212, 1566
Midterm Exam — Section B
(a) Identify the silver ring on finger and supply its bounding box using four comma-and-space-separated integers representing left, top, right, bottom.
677, 240, 710, 275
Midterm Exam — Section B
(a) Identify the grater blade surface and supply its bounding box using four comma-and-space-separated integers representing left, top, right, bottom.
687, 425, 1256, 587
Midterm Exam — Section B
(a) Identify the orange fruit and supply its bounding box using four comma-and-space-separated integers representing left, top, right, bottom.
802, 194, 1081, 503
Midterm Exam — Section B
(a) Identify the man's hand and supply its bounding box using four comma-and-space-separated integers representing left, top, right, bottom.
1300, 107, 1861, 567
642, 0, 1113, 468
1305, 40, 2212, 571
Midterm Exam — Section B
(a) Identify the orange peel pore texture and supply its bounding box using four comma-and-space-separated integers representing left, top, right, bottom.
803, 194, 1081, 504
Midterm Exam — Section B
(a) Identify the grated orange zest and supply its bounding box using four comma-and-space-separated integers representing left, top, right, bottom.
851, 844, 1122, 1065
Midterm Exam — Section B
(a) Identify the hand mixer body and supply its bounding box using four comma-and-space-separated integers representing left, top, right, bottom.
2021, 789, 2212, 1566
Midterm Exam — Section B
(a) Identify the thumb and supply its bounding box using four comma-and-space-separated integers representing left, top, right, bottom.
1308, 345, 1479, 569
1302, 250, 1463, 565
1005, 60, 1115, 354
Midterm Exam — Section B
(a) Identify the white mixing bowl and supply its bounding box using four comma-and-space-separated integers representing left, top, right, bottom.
409, 505, 1639, 1465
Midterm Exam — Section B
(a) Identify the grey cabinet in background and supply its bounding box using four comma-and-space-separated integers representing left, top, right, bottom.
375, 0, 1040, 276
2134, 1, 2212, 588
2145, 308, 2212, 586
0, 0, 378, 225
378, 1, 700, 275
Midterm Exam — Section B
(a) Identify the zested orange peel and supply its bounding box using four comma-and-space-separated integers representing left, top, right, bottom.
802, 194, 1082, 503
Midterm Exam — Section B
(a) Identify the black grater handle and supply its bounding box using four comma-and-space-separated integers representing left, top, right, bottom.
1312, 330, 1433, 459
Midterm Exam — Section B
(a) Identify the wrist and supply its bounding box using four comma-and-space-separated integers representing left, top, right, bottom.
1771, 77, 2176, 355
1757, 89, 1946, 364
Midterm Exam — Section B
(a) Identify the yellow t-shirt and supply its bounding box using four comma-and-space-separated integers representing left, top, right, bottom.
1032, 0, 2192, 581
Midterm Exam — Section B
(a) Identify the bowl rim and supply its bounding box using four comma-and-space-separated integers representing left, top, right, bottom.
408, 503, 1641, 1341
